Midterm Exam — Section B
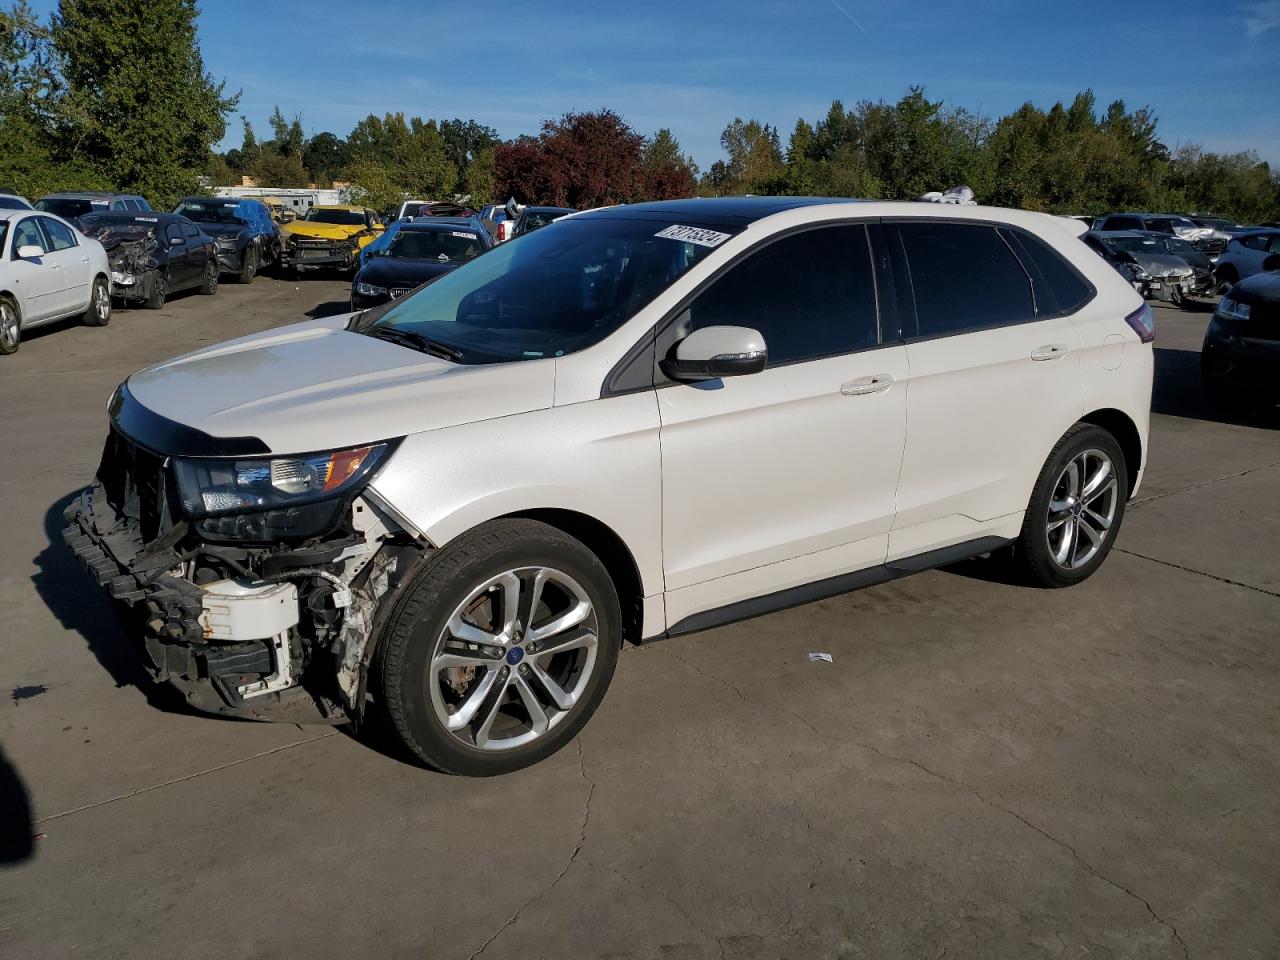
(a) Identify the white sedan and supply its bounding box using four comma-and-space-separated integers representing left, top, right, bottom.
1, 209, 112, 356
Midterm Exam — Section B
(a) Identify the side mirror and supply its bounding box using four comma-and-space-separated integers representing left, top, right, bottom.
16, 244, 44, 260
664, 325, 767, 381
1263, 254, 1280, 272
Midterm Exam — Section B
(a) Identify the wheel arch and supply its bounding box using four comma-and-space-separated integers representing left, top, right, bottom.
1080, 408, 1142, 497
501, 507, 646, 646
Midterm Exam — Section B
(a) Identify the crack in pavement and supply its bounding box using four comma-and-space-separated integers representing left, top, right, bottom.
466, 739, 596, 960
35, 731, 341, 824
670, 656, 1191, 960
1116, 547, 1280, 599
594, 861, 726, 960
1129, 460, 1280, 510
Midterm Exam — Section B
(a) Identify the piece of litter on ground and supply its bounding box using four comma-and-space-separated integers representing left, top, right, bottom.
808, 652, 833, 663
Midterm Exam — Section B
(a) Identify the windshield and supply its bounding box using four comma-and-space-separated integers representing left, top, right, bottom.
174, 200, 244, 225
305, 208, 365, 225
522, 210, 570, 232
1160, 236, 1197, 255
1143, 218, 1178, 234
1105, 236, 1161, 255
360, 216, 736, 363
0, 196, 28, 210
389, 229, 483, 261
35, 197, 105, 218
1196, 218, 1233, 230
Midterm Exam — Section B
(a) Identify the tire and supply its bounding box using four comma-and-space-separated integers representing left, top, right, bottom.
199, 257, 219, 295
0, 297, 20, 356
376, 518, 621, 776
144, 270, 168, 310
236, 245, 257, 284
1214, 265, 1238, 294
83, 275, 111, 326
1012, 424, 1129, 588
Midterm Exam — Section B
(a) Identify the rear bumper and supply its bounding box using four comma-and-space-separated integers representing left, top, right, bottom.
109, 269, 161, 303
282, 244, 356, 270
1202, 335, 1280, 398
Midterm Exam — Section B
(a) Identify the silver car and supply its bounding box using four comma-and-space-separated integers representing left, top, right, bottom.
1213, 230, 1280, 289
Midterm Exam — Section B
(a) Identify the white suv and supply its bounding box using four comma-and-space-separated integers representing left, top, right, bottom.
65, 198, 1153, 775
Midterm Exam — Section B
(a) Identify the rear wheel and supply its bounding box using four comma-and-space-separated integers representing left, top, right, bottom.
1012, 424, 1128, 588
377, 519, 621, 776
0, 298, 20, 355
83, 276, 111, 326
144, 270, 168, 310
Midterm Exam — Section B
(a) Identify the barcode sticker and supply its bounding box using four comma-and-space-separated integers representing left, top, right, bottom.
654, 224, 732, 248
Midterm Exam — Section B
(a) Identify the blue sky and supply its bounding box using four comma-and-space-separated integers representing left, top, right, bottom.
29, 0, 1280, 168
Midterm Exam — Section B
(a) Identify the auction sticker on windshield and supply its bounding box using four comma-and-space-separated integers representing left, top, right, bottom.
654, 224, 732, 247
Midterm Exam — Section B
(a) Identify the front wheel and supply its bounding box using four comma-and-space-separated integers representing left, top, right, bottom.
144, 270, 168, 310
376, 519, 621, 776
200, 258, 219, 295
236, 245, 257, 284
1012, 424, 1129, 588
0, 298, 20, 355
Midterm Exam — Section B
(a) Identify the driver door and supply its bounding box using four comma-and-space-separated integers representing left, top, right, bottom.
658, 223, 908, 627
8, 216, 61, 322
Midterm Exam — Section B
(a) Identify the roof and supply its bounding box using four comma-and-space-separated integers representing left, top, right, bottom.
399, 218, 481, 232
574, 196, 862, 227
39, 191, 141, 200
78, 211, 182, 224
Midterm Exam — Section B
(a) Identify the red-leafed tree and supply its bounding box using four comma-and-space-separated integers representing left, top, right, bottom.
643, 127, 698, 199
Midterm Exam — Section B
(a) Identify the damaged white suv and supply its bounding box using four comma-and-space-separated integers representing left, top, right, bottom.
65, 198, 1154, 776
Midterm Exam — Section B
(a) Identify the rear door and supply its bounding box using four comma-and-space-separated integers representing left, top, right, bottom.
887, 219, 1085, 559
7, 216, 61, 322
38, 216, 90, 314
658, 222, 909, 625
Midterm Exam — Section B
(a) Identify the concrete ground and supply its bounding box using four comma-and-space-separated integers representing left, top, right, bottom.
1, 281, 1277, 959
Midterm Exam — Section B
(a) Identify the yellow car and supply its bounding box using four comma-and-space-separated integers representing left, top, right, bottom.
281, 205, 384, 275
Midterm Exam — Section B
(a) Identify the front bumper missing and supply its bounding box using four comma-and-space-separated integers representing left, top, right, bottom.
282, 243, 357, 270
62, 476, 406, 724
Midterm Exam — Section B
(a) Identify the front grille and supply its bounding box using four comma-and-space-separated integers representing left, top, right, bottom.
390, 287, 411, 299
98, 429, 171, 543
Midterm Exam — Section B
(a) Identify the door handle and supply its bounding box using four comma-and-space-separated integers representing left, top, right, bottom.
1031, 344, 1068, 361
79, 256, 90, 263
840, 374, 895, 396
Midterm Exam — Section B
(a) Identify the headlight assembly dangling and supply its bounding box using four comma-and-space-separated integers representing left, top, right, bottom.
173, 443, 391, 518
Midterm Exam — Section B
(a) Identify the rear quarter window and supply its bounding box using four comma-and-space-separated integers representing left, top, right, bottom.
1003, 228, 1095, 315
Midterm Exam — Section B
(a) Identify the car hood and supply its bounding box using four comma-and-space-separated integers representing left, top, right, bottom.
124, 314, 555, 454
284, 222, 369, 242
1127, 251, 1191, 275
1233, 270, 1280, 303
357, 257, 459, 287
197, 222, 249, 240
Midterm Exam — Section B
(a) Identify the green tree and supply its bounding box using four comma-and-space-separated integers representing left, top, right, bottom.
51, 0, 238, 207
714, 118, 786, 194
643, 128, 697, 199
303, 131, 350, 186
463, 146, 496, 206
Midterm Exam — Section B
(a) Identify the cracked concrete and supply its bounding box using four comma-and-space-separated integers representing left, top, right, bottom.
2, 295, 1279, 959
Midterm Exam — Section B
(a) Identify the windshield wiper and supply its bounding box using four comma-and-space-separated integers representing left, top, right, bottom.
367, 327, 465, 361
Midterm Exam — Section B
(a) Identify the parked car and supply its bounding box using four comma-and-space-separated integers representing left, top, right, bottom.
78, 211, 219, 309
1212, 230, 1280, 289
0, 191, 33, 210
1189, 215, 1253, 239
1093, 212, 1228, 258
1, 209, 111, 355
350, 219, 492, 310
1202, 267, 1280, 410
478, 203, 510, 241
173, 196, 280, 283
394, 199, 434, 222
1084, 231, 1200, 303
358, 214, 487, 268
280, 205, 384, 275
63, 197, 1152, 775
34, 192, 151, 227
512, 205, 575, 237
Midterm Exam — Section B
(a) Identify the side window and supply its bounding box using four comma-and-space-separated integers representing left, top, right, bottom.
180, 221, 200, 240
123, 199, 139, 211
11, 217, 49, 256
165, 223, 184, 245
1239, 235, 1268, 251
135, 197, 151, 211
1105, 216, 1140, 231
1004, 228, 1094, 315
40, 217, 78, 251
895, 222, 1034, 337
684, 225, 880, 366
1268, 235, 1280, 253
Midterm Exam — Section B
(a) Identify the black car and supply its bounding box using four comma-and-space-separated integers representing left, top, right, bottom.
172, 197, 280, 283
78, 212, 219, 309
350, 220, 493, 310
1201, 264, 1280, 410
512, 206, 575, 237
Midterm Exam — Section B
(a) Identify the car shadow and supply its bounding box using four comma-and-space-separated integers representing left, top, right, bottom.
304, 299, 352, 320
1153, 346, 1277, 428
0, 747, 34, 865
32, 492, 191, 716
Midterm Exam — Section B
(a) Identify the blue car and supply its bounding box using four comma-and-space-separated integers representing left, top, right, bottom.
359, 213, 487, 268
350, 219, 493, 310
172, 197, 282, 283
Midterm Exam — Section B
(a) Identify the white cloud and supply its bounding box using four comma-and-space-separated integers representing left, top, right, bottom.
1244, 0, 1280, 36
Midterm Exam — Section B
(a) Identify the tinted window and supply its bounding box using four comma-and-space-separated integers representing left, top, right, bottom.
1104, 216, 1142, 231
1239, 235, 1269, 251
1268, 235, 1280, 253
180, 221, 200, 239
40, 217, 78, 251
389, 229, 483, 261
1143, 218, 1177, 235
11, 217, 47, 255
1005, 229, 1093, 315
165, 223, 184, 245
896, 222, 1033, 337
686, 225, 879, 365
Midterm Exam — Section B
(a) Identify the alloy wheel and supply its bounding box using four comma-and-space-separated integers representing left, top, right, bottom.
429, 566, 599, 751
94, 281, 110, 321
1046, 448, 1119, 570
0, 302, 17, 350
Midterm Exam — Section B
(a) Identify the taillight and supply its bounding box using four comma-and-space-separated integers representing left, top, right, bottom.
1124, 303, 1155, 343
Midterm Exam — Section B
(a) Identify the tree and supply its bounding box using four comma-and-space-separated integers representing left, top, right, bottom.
642, 128, 697, 199
303, 131, 350, 185
440, 118, 498, 185
463, 146, 496, 206
714, 118, 786, 194
268, 104, 305, 158
493, 110, 648, 207
51, 0, 238, 207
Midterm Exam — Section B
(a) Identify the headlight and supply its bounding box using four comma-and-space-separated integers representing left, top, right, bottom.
355, 281, 387, 297
1218, 297, 1251, 321
173, 443, 391, 518
1159, 267, 1193, 279
1131, 266, 1151, 281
